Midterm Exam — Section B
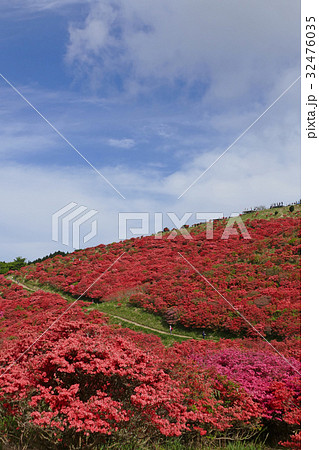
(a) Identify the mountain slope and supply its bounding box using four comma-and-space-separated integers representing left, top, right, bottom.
15, 208, 300, 340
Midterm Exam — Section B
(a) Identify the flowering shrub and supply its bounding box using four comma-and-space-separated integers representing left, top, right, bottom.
280, 431, 301, 449
0, 279, 261, 447
189, 348, 300, 421
1, 330, 199, 445
168, 339, 301, 448
1, 213, 301, 448
14, 216, 300, 340
0, 278, 300, 448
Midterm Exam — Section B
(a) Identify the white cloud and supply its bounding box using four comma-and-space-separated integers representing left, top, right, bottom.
1, 0, 87, 13
65, 0, 300, 104
108, 138, 135, 149
0, 73, 300, 262
0, 163, 123, 261
0, 101, 300, 261
0, 134, 300, 262
0, 122, 59, 156
66, 3, 115, 63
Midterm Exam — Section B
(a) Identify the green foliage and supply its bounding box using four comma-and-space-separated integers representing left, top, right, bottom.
28, 250, 69, 265
0, 251, 70, 275
0, 257, 27, 274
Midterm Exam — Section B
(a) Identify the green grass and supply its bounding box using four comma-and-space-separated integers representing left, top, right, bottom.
8, 277, 227, 346
239, 204, 300, 222
93, 294, 223, 341
0, 436, 278, 450
182, 204, 300, 238
94, 435, 275, 450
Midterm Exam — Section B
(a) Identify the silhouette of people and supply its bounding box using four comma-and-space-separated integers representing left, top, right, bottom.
202, 330, 206, 339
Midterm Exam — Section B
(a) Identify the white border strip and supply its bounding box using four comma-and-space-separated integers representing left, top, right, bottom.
301, 0, 319, 447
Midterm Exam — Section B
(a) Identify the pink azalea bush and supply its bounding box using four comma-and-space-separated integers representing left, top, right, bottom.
189, 348, 300, 421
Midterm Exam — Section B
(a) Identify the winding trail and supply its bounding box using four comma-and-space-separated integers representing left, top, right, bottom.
7, 276, 37, 292
7, 276, 194, 340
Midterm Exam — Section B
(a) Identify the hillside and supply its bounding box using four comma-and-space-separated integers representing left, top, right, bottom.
0, 206, 301, 449
14, 205, 300, 340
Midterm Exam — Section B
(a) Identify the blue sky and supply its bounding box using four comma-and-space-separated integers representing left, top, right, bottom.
1, 0, 300, 261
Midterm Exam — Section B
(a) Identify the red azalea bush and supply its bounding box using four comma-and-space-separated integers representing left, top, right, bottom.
0, 278, 300, 448
1, 213, 301, 448
0, 281, 189, 447
14, 216, 300, 340
0, 279, 262, 448
1, 328, 199, 447
279, 431, 301, 449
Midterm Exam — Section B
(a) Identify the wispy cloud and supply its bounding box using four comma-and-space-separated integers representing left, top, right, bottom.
63, 0, 300, 104
108, 138, 135, 149
0, 99, 300, 261
1, 0, 87, 13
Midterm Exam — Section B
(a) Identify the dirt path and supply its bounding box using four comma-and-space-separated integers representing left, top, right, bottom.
7, 277, 38, 292
7, 276, 194, 340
